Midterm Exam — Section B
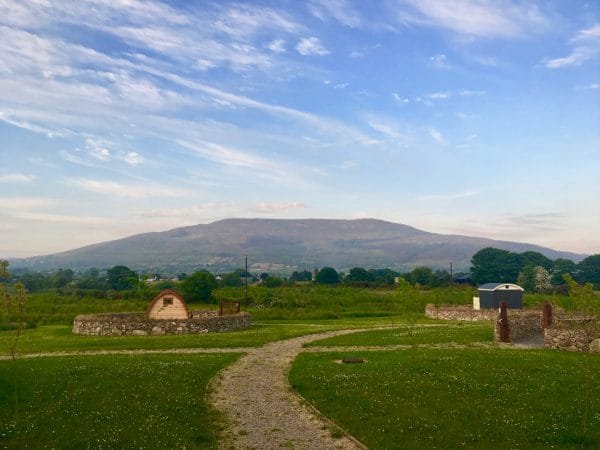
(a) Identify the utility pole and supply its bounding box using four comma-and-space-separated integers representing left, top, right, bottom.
450, 262, 453, 283
244, 255, 248, 305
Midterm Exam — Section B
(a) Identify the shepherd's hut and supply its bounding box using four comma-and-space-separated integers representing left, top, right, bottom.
475, 283, 524, 309
147, 290, 190, 320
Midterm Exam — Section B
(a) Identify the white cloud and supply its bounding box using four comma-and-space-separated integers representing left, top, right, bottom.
395, 0, 547, 38
139, 202, 236, 218
459, 89, 485, 96
429, 53, 449, 68
267, 39, 286, 53
392, 93, 410, 103
419, 190, 478, 201
296, 37, 329, 56
545, 24, 600, 69
583, 83, 600, 90
10, 211, 113, 225
368, 120, 409, 145
251, 201, 306, 213
0, 173, 36, 183
0, 197, 57, 209
121, 151, 144, 166
428, 91, 451, 99
69, 178, 192, 198
429, 128, 447, 145
309, 0, 361, 28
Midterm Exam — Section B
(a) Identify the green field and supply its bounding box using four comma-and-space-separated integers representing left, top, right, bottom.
0, 353, 239, 449
290, 348, 600, 449
0, 285, 597, 449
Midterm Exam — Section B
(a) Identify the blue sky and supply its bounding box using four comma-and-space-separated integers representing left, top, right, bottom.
0, 0, 599, 258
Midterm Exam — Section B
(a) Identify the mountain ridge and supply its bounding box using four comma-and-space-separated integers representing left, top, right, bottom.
9, 218, 585, 273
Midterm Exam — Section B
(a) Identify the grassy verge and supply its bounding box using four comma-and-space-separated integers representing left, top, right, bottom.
290, 349, 600, 449
0, 353, 239, 449
304, 322, 494, 347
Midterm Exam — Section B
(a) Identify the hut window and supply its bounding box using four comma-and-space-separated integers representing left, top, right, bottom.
163, 297, 173, 306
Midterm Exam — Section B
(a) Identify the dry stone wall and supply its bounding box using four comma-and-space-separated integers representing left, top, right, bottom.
73, 311, 251, 336
544, 318, 600, 352
493, 309, 543, 342
425, 304, 496, 321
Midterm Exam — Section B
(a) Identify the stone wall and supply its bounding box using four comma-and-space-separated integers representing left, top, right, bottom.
72, 310, 251, 336
425, 304, 497, 321
544, 317, 600, 352
493, 309, 543, 342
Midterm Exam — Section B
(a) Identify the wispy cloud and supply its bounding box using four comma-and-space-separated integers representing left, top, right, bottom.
10, 211, 113, 225
0, 173, 36, 183
309, 0, 361, 28
0, 196, 57, 209
251, 201, 306, 213
419, 190, 478, 201
429, 53, 450, 69
429, 128, 447, 145
69, 178, 192, 198
296, 37, 329, 55
545, 24, 600, 68
394, 0, 547, 38
138, 202, 236, 218
267, 39, 286, 53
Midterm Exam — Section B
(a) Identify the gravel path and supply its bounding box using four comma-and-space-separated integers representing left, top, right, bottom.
209, 329, 368, 450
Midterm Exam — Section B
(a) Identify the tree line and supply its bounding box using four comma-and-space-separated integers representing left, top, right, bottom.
470, 247, 600, 291
3, 247, 599, 303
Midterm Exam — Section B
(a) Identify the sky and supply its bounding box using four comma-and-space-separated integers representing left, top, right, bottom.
0, 0, 599, 259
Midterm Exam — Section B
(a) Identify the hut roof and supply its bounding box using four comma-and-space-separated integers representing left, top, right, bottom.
478, 283, 524, 292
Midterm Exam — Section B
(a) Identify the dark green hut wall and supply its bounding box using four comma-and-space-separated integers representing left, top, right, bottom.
479, 290, 523, 309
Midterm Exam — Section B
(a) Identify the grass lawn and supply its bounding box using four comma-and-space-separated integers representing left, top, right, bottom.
0, 316, 430, 356
290, 348, 600, 449
305, 322, 494, 347
0, 353, 239, 449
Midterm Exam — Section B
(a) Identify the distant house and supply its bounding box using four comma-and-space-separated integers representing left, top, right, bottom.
147, 289, 190, 320
475, 283, 524, 309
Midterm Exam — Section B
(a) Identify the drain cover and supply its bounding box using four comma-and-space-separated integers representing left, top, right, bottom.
341, 358, 365, 364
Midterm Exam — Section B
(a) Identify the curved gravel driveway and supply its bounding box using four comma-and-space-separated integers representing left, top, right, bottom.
210, 329, 368, 449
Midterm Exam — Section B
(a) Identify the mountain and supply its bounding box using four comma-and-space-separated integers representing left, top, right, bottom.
9, 218, 585, 274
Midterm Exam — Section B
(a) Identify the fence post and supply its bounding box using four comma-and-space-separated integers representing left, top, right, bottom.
499, 302, 510, 343
219, 300, 223, 316
542, 302, 553, 328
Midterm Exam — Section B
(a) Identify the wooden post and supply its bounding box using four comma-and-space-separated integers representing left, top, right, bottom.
499, 302, 510, 343
542, 302, 553, 328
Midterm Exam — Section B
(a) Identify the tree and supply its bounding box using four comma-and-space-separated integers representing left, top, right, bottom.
290, 270, 312, 282
220, 272, 243, 287
262, 276, 283, 288
368, 268, 399, 286
179, 270, 217, 303
405, 267, 438, 287
578, 254, 600, 288
551, 258, 577, 286
51, 268, 74, 288
107, 265, 138, 290
520, 251, 553, 270
315, 267, 340, 284
471, 247, 522, 284
517, 265, 536, 292
344, 267, 374, 284
534, 266, 552, 292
